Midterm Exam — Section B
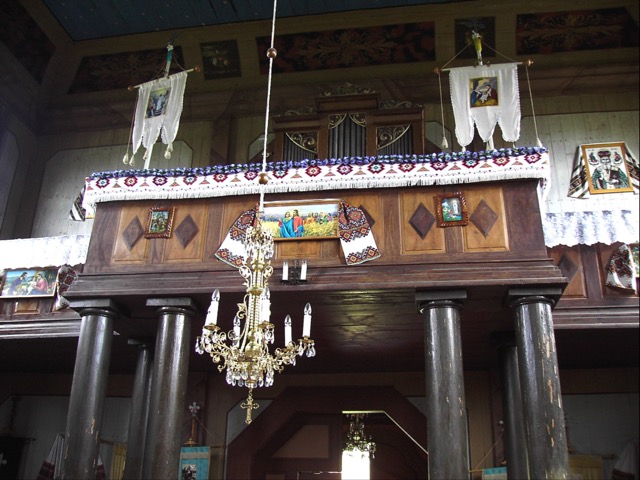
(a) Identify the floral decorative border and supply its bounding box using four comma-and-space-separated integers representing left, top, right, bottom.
88, 147, 546, 180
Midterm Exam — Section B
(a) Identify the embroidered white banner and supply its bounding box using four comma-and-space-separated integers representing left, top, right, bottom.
448, 63, 521, 148
131, 71, 188, 169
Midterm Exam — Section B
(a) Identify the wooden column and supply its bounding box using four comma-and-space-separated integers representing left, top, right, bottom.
416, 290, 469, 480
123, 339, 154, 480
508, 288, 568, 480
61, 300, 118, 480
497, 338, 530, 479
142, 298, 196, 480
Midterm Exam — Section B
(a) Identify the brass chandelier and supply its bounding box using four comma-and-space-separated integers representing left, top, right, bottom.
195, 0, 316, 425
195, 223, 316, 424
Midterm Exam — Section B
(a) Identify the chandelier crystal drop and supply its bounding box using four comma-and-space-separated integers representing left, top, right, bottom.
195, 220, 316, 424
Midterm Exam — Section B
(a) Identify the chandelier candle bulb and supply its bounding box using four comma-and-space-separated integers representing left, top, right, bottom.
261, 287, 271, 324
204, 289, 220, 328
303, 303, 312, 337
282, 261, 289, 281
232, 315, 241, 347
285, 315, 292, 344
300, 260, 307, 280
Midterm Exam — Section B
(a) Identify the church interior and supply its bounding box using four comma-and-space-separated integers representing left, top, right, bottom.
0, 0, 638, 479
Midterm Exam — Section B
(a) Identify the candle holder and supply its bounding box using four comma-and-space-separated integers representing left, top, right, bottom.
281, 260, 308, 285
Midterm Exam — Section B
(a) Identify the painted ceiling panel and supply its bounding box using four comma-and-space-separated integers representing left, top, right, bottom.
42, 0, 456, 41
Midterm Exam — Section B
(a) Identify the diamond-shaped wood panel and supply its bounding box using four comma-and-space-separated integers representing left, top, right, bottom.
469, 200, 498, 238
175, 214, 200, 248
409, 203, 435, 240
122, 216, 144, 250
557, 254, 578, 282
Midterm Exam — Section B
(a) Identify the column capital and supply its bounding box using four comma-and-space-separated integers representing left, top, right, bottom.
146, 297, 199, 317
415, 290, 467, 313
68, 298, 121, 319
506, 287, 563, 309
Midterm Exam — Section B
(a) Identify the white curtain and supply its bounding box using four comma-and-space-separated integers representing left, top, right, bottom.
449, 63, 521, 148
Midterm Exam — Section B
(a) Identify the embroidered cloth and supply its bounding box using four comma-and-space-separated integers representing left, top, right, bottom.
567, 143, 639, 198
539, 143, 640, 247
605, 243, 639, 293
82, 149, 549, 216
37, 433, 105, 480
215, 201, 380, 267
448, 63, 521, 148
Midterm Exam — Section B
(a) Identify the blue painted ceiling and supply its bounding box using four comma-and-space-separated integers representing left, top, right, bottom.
43, 0, 457, 41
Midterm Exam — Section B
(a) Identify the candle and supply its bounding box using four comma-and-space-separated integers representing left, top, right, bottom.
300, 260, 307, 280
282, 261, 289, 281
284, 315, 292, 345
204, 289, 220, 326
302, 303, 312, 337
261, 287, 271, 323
232, 314, 241, 346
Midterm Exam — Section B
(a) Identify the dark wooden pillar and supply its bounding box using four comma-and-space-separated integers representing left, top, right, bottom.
497, 337, 530, 480
61, 300, 118, 480
123, 339, 154, 480
508, 288, 568, 480
142, 298, 196, 480
416, 290, 469, 480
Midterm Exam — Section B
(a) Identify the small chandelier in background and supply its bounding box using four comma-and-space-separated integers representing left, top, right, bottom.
344, 413, 376, 458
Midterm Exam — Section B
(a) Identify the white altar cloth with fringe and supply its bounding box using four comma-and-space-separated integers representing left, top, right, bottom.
81, 149, 550, 216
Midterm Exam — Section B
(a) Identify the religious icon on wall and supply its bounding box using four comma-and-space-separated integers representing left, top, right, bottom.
435, 193, 469, 227
581, 142, 634, 194
263, 199, 340, 240
1, 268, 58, 298
144, 206, 176, 238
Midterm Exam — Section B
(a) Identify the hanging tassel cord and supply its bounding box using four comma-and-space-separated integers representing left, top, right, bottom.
435, 70, 449, 150
122, 90, 138, 166
438, 42, 473, 72
524, 60, 543, 148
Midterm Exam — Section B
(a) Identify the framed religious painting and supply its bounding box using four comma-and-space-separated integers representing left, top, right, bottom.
263, 199, 340, 240
144, 206, 176, 238
1, 268, 58, 298
434, 192, 469, 227
581, 142, 634, 194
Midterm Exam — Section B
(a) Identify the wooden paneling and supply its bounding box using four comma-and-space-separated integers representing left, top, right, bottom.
399, 190, 446, 255
87, 182, 556, 272
462, 185, 508, 252
163, 204, 208, 263
112, 205, 150, 264
547, 246, 587, 298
